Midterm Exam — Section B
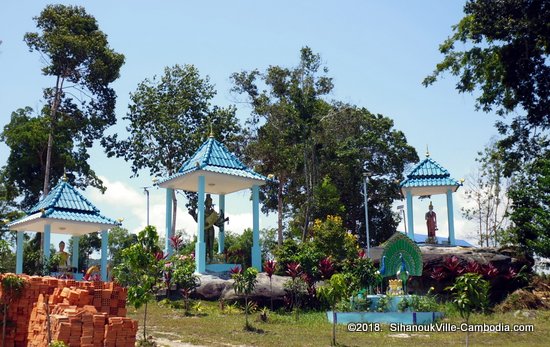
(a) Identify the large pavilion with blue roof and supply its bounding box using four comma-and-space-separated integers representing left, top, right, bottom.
7, 177, 120, 280
400, 151, 462, 246
158, 133, 268, 274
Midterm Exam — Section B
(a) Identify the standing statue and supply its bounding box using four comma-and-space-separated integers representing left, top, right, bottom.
425, 201, 438, 243
190, 194, 229, 263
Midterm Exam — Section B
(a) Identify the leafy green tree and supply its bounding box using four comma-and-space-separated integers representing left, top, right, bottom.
507, 155, 550, 257
446, 273, 490, 347
1, 107, 101, 209
317, 274, 347, 346
0, 240, 15, 273
24, 4, 124, 196
317, 103, 418, 244
103, 64, 241, 236
113, 226, 163, 341
424, 0, 550, 173
170, 254, 200, 314
108, 227, 137, 270
231, 267, 259, 330
231, 47, 333, 244
233, 49, 417, 245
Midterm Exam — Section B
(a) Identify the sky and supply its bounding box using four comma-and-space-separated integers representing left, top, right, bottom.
0, 1, 500, 247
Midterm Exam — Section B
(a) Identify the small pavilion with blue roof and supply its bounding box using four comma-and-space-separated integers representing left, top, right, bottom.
7, 177, 120, 280
158, 133, 268, 274
400, 151, 462, 246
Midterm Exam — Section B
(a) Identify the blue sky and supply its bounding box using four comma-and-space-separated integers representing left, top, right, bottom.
0, 1, 499, 246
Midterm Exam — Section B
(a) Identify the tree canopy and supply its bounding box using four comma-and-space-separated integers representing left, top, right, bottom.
103, 64, 242, 234
24, 4, 124, 195
232, 48, 418, 245
424, 0, 550, 173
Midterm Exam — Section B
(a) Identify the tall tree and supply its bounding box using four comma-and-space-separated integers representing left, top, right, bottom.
461, 141, 511, 247
317, 103, 418, 244
423, 0, 550, 174
231, 47, 333, 243
507, 153, 550, 257
24, 4, 124, 196
103, 64, 242, 235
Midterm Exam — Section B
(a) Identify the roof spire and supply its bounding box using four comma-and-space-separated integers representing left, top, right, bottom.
62, 169, 68, 182
209, 121, 214, 138
425, 145, 430, 158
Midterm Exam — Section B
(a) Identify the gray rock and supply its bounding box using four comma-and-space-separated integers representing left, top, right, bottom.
192, 273, 290, 304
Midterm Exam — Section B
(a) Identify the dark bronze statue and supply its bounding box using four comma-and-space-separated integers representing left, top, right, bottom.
190, 194, 229, 263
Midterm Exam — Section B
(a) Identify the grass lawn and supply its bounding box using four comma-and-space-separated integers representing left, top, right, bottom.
128, 300, 550, 347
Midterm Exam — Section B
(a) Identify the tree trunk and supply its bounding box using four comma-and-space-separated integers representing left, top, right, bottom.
332, 309, 337, 346
43, 75, 64, 197
277, 178, 284, 246
245, 296, 249, 328
143, 301, 148, 340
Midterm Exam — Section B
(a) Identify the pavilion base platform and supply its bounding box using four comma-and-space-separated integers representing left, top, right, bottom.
327, 311, 444, 324
205, 263, 241, 274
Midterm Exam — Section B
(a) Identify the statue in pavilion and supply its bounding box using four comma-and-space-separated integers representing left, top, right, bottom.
190, 194, 229, 263
425, 201, 438, 243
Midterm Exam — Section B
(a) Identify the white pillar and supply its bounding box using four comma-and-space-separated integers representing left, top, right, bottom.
16, 231, 24, 274
101, 230, 108, 281
72, 235, 80, 271
251, 185, 261, 271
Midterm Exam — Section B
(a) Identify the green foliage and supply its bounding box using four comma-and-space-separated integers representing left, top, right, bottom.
376, 294, 392, 312
507, 156, 550, 257
227, 229, 253, 267
67, 232, 101, 271
108, 227, 137, 270
343, 255, 379, 295
446, 273, 490, 322
273, 238, 323, 277
317, 274, 347, 309
113, 226, 163, 340
233, 48, 418, 245
232, 267, 259, 329
170, 254, 200, 314
0, 107, 103, 208
424, 0, 550, 173
0, 239, 15, 273
397, 293, 439, 312
49, 341, 68, 347
311, 216, 358, 268
23, 4, 124, 194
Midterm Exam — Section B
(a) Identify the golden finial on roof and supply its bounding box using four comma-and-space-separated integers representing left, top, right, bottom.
209, 122, 214, 138
425, 145, 430, 157
62, 170, 68, 182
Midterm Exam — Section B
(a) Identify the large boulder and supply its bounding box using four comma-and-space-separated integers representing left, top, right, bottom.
190, 273, 290, 305
370, 245, 533, 302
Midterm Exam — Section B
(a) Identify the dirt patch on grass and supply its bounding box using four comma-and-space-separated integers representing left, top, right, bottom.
495, 289, 549, 312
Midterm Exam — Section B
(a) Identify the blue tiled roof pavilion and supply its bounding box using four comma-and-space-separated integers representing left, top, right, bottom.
399, 151, 462, 246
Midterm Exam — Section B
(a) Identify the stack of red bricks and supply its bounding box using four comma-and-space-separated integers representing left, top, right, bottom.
0, 274, 137, 347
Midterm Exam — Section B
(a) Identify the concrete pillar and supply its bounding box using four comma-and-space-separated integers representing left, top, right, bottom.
101, 230, 108, 281
218, 194, 225, 254
72, 235, 80, 271
251, 185, 261, 271
406, 190, 415, 240
43, 224, 51, 264
195, 176, 206, 273
447, 189, 456, 246
165, 188, 173, 256
16, 231, 24, 274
